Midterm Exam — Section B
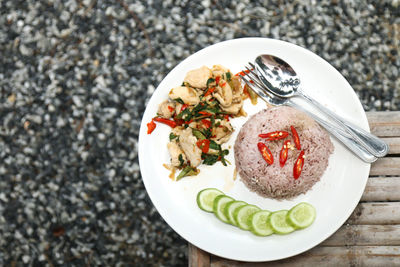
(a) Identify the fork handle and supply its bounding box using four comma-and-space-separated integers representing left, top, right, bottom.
298, 89, 388, 158
287, 100, 377, 163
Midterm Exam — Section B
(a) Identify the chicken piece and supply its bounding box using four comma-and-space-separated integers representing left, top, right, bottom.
212, 64, 230, 79
157, 100, 175, 119
171, 126, 184, 136
169, 86, 200, 105
220, 100, 243, 115
213, 80, 233, 107
184, 66, 213, 89
211, 119, 233, 144
167, 140, 186, 167
230, 75, 244, 104
179, 128, 202, 167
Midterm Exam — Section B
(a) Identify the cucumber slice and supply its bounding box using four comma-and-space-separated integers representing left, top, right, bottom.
287, 202, 316, 229
268, 210, 295, 235
196, 188, 224, 212
234, 204, 261, 230
213, 195, 235, 223
249, 210, 273, 236
224, 200, 247, 226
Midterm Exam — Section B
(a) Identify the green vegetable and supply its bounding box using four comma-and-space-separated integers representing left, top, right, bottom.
224, 201, 247, 226
287, 202, 316, 229
196, 188, 224, 212
234, 204, 261, 230
174, 98, 184, 104
192, 129, 206, 140
268, 210, 295, 235
202, 154, 219, 165
169, 133, 178, 141
225, 72, 232, 81
176, 166, 197, 180
178, 154, 184, 167
213, 195, 235, 224
249, 210, 273, 236
206, 78, 215, 87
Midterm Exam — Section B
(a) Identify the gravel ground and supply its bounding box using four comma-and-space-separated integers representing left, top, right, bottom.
0, 0, 399, 266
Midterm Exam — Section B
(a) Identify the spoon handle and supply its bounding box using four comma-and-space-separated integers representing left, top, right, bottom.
287, 100, 377, 163
298, 89, 388, 158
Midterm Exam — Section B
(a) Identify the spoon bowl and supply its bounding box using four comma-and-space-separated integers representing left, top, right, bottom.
255, 55, 300, 98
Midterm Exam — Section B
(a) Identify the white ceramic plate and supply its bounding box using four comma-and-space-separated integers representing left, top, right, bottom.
138, 38, 370, 262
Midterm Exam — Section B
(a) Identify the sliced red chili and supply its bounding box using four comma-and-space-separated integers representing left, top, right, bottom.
180, 104, 189, 112
279, 140, 291, 167
167, 105, 175, 112
224, 114, 230, 121
204, 87, 215, 97
198, 111, 213, 117
293, 150, 305, 179
220, 82, 226, 87
174, 118, 185, 126
215, 76, 220, 84
147, 120, 156, 134
257, 142, 274, 165
196, 139, 210, 153
153, 117, 177, 128
201, 119, 211, 128
291, 126, 301, 150
259, 131, 289, 141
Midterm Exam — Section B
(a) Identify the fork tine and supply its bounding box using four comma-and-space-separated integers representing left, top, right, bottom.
242, 65, 265, 89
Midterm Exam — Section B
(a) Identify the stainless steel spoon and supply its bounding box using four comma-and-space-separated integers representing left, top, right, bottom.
241, 67, 377, 163
254, 54, 388, 158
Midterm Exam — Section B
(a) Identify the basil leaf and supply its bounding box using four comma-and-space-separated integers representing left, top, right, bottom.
169, 133, 178, 141
209, 140, 220, 151
225, 72, 232, 81
206, 78, 215, 87
178, 154, 184, 167
192, 129, 206, 140
202, 154, 219, 165
174, 98, 184, 104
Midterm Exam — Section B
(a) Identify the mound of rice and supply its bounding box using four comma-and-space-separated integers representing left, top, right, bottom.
234, 106, 334, 200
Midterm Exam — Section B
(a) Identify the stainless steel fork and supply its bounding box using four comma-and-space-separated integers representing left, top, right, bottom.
240, 65, 377, 163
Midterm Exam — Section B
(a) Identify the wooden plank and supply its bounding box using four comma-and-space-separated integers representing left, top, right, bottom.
371, 158, 400, 176
210, 246, 400, 266
367, 111, 400, 137
382, 137, 400, 155
189, 243, 210, 267
346, 202, 400, 225
361, 177, 400, 202
322, 225, 400, 246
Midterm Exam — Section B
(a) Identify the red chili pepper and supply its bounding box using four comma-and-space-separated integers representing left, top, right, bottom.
174, 118, 185, 126
259, 131, 289, 141
147, 120, 156, 134
167, 105, 174, 112
215, 76, 220, 84
153, 117, 177, 128
220, 82, 226, 87
198, 111, 213, 117
291, 126, 301, 150
257, 142, 274, 165
196, 139, 210, 153
180, 104, 189, 112
224, 114, 230, 121
204, 87, 215, 97
279, 140, 291, 167
201, 119, 211, 128
293, 150, 305, 179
